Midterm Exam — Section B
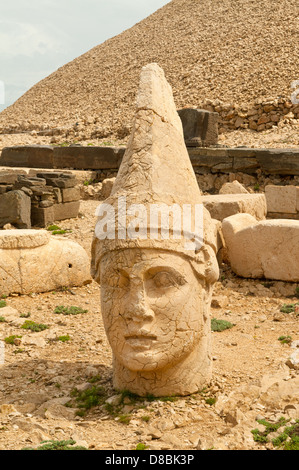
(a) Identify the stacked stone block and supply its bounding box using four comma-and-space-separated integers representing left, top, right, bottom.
0, 172, 80, 228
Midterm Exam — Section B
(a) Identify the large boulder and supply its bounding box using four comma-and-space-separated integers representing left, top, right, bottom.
222, 213, 299, 281
0, 230, 91, 295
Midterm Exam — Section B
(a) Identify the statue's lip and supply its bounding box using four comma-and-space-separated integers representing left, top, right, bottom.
125, 333, 157, 341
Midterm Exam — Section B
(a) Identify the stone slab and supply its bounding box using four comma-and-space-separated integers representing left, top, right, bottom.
1, 146, 53, 168
202, 193, 267, 221
53, 201, 80, 221
265, 185, 298, 214
52, 146, 125, 170
1, 146, 299, 176
256, 149, 299, 175
61, 187, 81, 203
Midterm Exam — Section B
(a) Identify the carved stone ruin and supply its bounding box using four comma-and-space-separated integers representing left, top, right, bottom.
91, 63, 219, 396
0, 171, 80, 228
0, 229, 91, 296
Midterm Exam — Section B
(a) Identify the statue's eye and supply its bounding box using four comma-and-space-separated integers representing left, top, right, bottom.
118, 272, 130, 288
152, 271, 182, 288
102, 270, 129, 288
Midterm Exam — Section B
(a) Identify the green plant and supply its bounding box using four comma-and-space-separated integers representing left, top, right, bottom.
0, 317, 6, 323
205, 397, 217, 406
278, 335, 292, 345
13, 349, 25, 354
295, 287, 299, 299
57, 335, 71, 343
145, 394, 178, 403
52, 229, 72, 235
135, 443, 149, 450
117, 414, 131, 425
0, 300, 6, 308
253, 183, 260, 192
71, 385, 107, 415
20, 312, 31, 318
211, 318, 235, 332
54, 306, 88, 315
251, 417, 290, 445
141, 416, 150, 423
47, 225, 61, 231
4, 335, 22, 345
88, 375, 102, 384
280, 303, 299, 314
272, 422, 299, 450
21, 320, 49, 332
47, 225, 71, 235
21, 439, 88, 451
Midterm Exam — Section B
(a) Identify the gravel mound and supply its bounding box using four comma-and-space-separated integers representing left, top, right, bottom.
0, 0, 298, 138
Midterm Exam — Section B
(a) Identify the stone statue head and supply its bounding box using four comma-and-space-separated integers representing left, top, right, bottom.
91, 64, 219, 396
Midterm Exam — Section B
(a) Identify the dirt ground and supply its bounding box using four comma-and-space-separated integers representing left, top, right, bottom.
0, 197, 298, 451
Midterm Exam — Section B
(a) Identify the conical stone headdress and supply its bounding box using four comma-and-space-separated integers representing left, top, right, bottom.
91, 64, 219, 284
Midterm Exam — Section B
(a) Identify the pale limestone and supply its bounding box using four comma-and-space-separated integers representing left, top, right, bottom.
101, 177, 116, 200
265, 185, 298, 214
222, 213, 299, 281
202, 193, 267, 222
91, 64, 219, 397
219, 181, 249, 195
0, 230, 91, 296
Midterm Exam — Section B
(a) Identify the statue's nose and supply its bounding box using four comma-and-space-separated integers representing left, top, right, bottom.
124, 283, 154, 322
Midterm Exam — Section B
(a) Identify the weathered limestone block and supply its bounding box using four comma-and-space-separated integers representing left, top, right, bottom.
91, 64, 219, 397
0, 190, 31, 229
219, 180, 249, 195
202, 193, 267, 221
0, 230, 91, 296
222, 214, 299, 281
265, 185, 298, 214
101, 177, 116, 200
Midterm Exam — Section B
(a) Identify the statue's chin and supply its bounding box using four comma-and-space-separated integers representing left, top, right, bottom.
114, 341, 198, 374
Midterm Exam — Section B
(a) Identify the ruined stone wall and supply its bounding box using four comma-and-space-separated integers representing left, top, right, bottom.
199, 98, 299, 133
0, 172, 80, 228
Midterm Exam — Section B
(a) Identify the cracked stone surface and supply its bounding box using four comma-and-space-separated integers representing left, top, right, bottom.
91, 64, 219, 396
222, 214, 299, 282
0, 229, 92, 296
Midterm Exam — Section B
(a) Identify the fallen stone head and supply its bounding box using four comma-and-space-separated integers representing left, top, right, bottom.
91, 63, 219, 396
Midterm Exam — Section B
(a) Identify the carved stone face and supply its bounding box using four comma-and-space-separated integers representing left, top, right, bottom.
100, 248, 207, 373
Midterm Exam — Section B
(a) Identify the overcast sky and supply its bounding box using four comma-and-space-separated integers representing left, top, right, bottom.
0, 0, 170, 111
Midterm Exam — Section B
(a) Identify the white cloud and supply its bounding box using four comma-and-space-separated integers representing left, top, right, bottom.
0, 20, 69, 58
0, 0, 170, 108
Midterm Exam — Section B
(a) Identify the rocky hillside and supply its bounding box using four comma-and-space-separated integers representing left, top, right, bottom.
0, 0, 298, 137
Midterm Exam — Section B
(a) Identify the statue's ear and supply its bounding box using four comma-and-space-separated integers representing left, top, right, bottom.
189, 245, 219, 285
